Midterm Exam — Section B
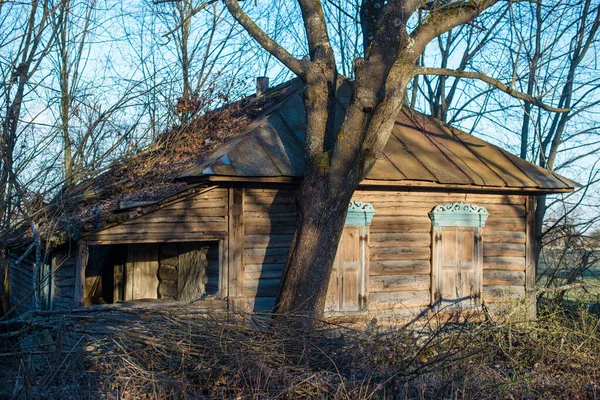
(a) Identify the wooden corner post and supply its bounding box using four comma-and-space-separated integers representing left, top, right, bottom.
227, 187, 246, 312
525, 196, 537, 319
74, 241, 89, 307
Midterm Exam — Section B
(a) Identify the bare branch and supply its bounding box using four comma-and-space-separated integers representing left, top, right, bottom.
411, 0, 499, 54
223, 0, 306, 77
414, 67, 571, 113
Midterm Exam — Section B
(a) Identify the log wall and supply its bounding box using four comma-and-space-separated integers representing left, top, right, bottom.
352, 190, 530, 323
10, 184, 533, 322
14, 186, 230, 313
241, 187, 533, 322
85, 187, 229, 244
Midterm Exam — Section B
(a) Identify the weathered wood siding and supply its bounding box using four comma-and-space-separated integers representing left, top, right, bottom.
40, 186, 229, 311
53, 250, 77, 310
243, 187, 296, 312
241, 187, 531, 321
125, 243, 159, 300
8, 184, 533, 321
352, 190, 529, 322
7, 246, 77, 315
7, 250, 35, 315
85, 187, 229, 243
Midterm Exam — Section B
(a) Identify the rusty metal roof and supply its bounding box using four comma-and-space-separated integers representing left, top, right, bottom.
182, 81, 577, 193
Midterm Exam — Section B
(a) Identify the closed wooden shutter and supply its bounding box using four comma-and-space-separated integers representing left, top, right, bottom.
440, 227, 458, 299
125, 244, 159, 300
326, 226, 364, 313
341, 227, 361, 311
458, 228, 477, 299
437, 227, 480, 305
178, 243, 207, 301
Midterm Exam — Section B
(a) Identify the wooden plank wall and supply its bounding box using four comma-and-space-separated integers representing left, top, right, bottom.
86, 187, 229, 243
240, 187, 529, 321
125, 243, 159, 300
44, 186, 229, 310
7, 250, 36, 315
243, 187, 296, 312
8, 246, 78, 315
53, 250, 77, 310
351, 190, 528, 322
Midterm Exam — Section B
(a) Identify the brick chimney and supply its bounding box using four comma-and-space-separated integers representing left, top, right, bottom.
256, 76, 269, 97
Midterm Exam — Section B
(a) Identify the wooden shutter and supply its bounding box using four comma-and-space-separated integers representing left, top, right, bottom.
178, 243, 207, 301
458, 228, 477, 299
125, 244, 159, 300
326, 226, 364, 313
436, 227, 480, 304
439, 227, 458, 299
340, 227, 361, 312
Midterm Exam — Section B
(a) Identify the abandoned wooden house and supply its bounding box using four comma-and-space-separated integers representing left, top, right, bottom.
5, 79, 578, 323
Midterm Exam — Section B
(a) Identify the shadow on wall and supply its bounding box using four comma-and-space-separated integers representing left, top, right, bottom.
250, 187, 297, 313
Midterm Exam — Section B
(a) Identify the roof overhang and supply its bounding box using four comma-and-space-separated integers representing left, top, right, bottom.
182, 175, 575, 195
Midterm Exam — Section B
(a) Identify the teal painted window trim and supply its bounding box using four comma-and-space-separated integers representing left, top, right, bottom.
345, 201, 376, 226
429, 202, 489, 227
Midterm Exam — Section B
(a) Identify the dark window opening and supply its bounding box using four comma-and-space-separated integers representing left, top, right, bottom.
85, 241, 221, 305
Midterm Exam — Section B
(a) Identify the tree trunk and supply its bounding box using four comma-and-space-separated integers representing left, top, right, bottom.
274, 70, 412, 326
274, 166, 357, 323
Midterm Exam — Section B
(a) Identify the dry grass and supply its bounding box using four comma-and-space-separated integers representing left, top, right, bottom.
1, 299, 599, 399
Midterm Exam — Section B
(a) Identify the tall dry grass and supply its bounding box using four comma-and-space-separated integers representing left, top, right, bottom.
0, 299, 599, 399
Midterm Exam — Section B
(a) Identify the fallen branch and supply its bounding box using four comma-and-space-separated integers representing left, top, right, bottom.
536, 281, 600, 294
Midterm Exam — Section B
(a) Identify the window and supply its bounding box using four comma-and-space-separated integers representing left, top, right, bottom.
325, 201, 375, 315
83, 241, 222, 305
430, 202, 489, 310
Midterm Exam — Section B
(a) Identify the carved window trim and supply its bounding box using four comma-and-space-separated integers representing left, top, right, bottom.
429, 202, 489, 309
325, 201, 376, 315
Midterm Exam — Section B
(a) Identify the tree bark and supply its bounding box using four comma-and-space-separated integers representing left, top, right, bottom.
274, 166, 355, 322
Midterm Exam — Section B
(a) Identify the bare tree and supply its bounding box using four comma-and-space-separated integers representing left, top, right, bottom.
0, 0, 61, 315
222, 0, 569, 324
0, 0, 62, 228
148, 0, 254, 124
399, 0, 600, 279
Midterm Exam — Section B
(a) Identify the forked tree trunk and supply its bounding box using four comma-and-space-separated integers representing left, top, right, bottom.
224, 0, 504, 327
272, 59, 416, 326
274, 74, 412, 325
